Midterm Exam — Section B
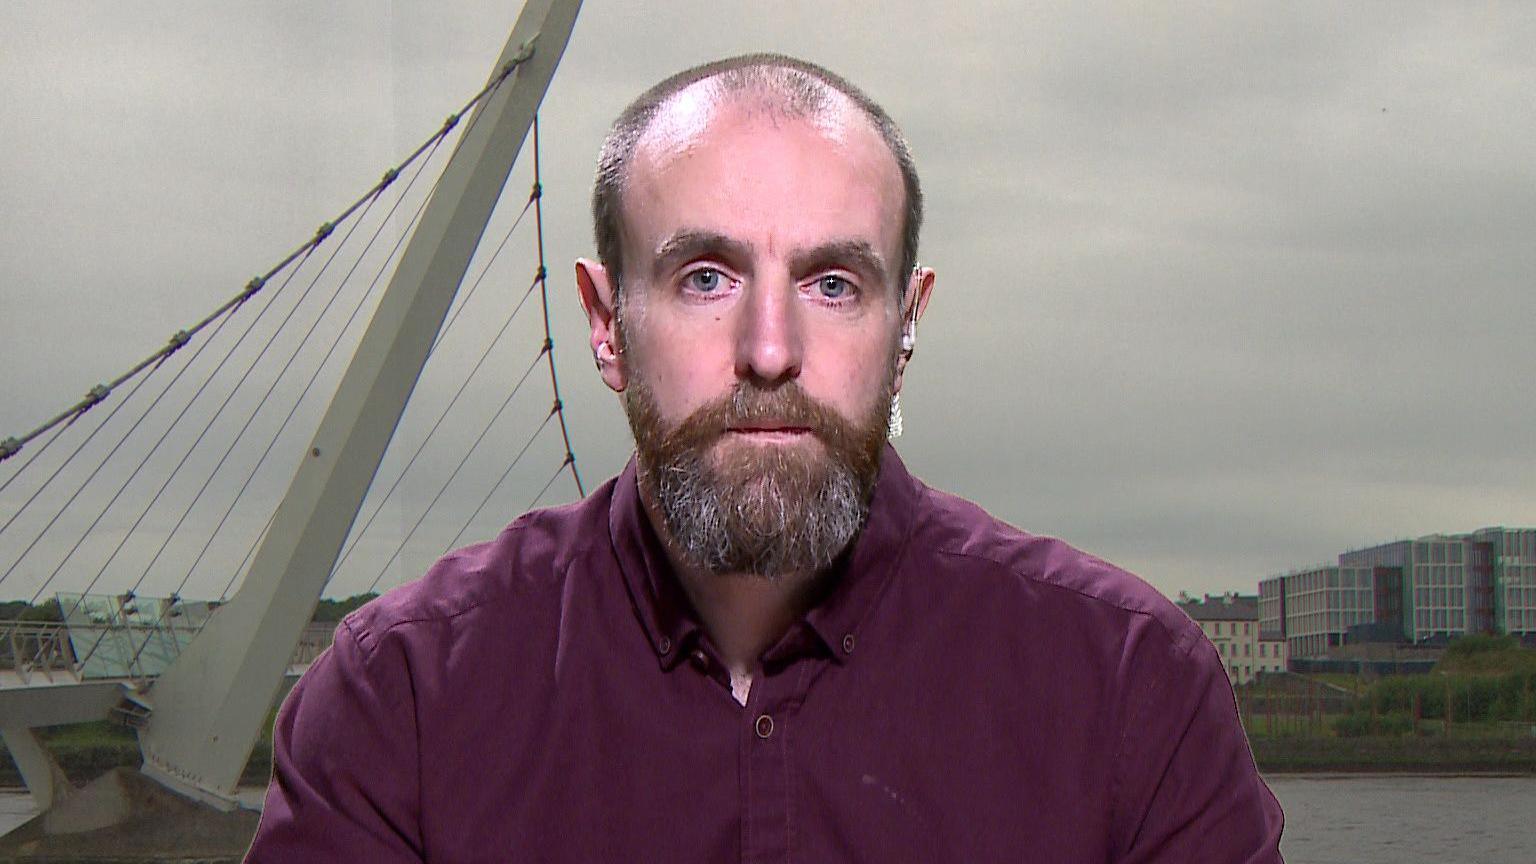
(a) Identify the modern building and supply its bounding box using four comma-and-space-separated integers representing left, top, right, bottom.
1258, 565, 1376, 660
1339, 535, 1491, 641
1177, 592, 1285, 685
1260, 526, 1536, 661
1473, 527, 1536, 637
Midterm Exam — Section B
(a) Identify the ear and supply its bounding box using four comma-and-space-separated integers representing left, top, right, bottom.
575, 258, 627, 393
893, 265, 935, 394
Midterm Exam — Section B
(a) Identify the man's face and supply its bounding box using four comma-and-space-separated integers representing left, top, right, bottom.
590, 89, 915, 576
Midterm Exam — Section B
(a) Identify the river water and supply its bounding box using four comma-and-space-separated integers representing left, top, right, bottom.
0, 776, 1531, 860
1266, 774, 1536, 863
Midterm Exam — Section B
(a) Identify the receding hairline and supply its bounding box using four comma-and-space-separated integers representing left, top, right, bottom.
592, 53, 924, 297
635, 80, 877, 177
624, 66, 872, 181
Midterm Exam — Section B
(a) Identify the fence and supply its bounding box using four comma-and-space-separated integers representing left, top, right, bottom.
0, 616, 336, 686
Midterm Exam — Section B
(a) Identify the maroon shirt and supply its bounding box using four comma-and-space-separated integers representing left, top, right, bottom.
247, 447, 1284, 862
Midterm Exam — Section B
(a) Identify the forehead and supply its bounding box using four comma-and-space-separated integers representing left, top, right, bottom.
621, 82, 905, 274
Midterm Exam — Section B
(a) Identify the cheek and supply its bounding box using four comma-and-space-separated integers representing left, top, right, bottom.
808, 334, 898, 414
632, 324, 734, 417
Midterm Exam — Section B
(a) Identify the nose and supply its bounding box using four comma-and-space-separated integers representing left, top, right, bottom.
733, 278, 803, 386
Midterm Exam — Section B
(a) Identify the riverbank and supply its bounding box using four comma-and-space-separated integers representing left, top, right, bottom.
3, 728, 1533, 788
0, 723, 273, 790
1251, 732, 1536, 773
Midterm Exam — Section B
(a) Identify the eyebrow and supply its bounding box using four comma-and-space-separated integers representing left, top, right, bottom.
652, 230, 754, 280
788, 239, 889, 289
649, 231, 891, 290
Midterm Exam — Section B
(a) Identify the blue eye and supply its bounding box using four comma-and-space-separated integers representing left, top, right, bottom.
687, 269, 724, 293
817, 275, 852, 299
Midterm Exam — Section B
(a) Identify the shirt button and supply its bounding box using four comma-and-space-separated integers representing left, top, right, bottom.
689, 649, 710, 671
842, 633, 856, 654
755, 714, 774, 739
657, 636, 672, 655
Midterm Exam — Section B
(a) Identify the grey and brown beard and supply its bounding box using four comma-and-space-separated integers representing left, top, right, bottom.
624, 372, 892, 580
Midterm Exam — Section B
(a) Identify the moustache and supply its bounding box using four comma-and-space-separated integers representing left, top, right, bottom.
662, 384, 854, 453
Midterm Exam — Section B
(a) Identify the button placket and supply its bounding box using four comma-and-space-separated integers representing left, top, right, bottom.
742, 699, 789, 862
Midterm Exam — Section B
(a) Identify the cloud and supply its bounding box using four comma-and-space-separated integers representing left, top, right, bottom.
1, 1, 1532, 602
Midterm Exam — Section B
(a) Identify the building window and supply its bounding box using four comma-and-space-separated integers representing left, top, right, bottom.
1243, 622, 1251, 635
1244, 643, 1251, 656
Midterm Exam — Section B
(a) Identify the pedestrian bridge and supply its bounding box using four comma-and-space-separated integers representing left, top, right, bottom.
0, 0, 582, 818
0, 597, 334, 728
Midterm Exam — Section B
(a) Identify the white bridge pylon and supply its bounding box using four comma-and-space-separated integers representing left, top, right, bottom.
0, 0, 584, 814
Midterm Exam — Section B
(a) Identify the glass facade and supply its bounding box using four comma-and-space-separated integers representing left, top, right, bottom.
1474, 527, 1536, 636
1277, 566, 1374, 659
1342, 535, 1488, 642
1262, 527, 1536, 658
1258, 576, 1284, 641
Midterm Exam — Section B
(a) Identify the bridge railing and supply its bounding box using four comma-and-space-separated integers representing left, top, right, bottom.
0, 621, 77, 685
0, 617, 336, 686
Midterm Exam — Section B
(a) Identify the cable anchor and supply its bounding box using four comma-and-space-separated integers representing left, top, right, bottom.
83, 384, 110, 407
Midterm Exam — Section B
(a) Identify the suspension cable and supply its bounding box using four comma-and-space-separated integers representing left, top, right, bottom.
172, 191, 393, 593
0, 368, 164, 542
206, 139, 458, 603
14, 301, 251, 603
0, 419, 65, 498
431, 194, 538, 356
118, 247, 323, 598
129, 136, 452, 604
0, 40, 538, 469
361, 345, 551, 595
527, 452, 574, 512
531, 116, 585, 497
444, 408, 556, 553
327, 180, 543, 579
0, 361, 166, 597
332, 274, 542, 578
35, 245, 319, 621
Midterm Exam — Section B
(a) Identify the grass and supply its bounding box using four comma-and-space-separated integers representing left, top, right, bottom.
1252, 730, 1536, 773
0, 711, 280, 789
1302, 673, 1369, 692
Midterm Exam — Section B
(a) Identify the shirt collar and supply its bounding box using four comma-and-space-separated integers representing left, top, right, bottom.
801, 445, 920, 664
609, 444, 921, 671
609, 457, 704, 671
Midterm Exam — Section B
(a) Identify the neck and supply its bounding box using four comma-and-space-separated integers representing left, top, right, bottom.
639, 492, 828, 677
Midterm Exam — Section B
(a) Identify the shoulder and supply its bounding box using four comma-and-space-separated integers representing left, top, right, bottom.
908, 481, 1205, 660
341, 478, 616, 661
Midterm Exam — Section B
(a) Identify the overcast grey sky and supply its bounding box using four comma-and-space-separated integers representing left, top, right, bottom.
2, 1, 1533, 602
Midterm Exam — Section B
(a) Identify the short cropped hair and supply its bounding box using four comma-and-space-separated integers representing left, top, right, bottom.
591, 53, 923, 300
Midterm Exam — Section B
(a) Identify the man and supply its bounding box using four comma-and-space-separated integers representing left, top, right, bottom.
247, 54, 1284, 862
